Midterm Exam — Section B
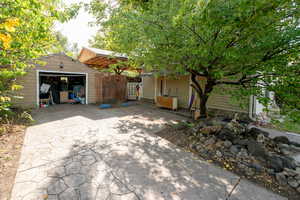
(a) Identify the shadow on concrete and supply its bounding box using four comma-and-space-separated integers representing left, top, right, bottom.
42, 125, 241, 200
13, 103, 285, 200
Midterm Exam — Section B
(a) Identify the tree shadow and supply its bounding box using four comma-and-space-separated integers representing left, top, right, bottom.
11, 105, 285, 200
39, 123, 240, 200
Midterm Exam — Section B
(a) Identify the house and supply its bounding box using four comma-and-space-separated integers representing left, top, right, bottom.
15, 53, 127, 107
141, 74, 259, 119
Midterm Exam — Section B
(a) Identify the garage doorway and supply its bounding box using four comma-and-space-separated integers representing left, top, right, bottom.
37, 70, 88, 107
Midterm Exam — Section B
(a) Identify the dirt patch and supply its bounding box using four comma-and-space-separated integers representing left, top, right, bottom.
0, 124, 26, 200
154, 123, 300, 200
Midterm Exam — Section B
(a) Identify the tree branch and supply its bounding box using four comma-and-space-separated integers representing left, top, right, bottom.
190, 73, 203, 96
182, 24, 206, 44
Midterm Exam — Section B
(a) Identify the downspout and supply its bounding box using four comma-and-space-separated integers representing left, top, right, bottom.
249, 95, 256, 120
154, 76, 157, 103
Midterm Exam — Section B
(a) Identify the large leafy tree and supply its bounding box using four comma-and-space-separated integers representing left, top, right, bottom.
0, 0, 77, 115
52, 31, 80, 57
89, 0, 300, 119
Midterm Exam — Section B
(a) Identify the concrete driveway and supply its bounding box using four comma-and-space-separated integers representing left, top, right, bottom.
11, 104, 286, 200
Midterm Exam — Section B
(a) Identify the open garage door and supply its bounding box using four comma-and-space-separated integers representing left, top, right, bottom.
37, 70, 88, 106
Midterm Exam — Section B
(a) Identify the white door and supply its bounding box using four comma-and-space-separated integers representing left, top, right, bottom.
127, 82, 141, 100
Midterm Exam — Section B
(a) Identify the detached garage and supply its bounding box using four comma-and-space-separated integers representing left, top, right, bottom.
16, 53, 100, 107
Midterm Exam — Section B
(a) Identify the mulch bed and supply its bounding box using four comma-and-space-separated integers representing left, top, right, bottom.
0, 124, 26, 200
154, 123, 300, 200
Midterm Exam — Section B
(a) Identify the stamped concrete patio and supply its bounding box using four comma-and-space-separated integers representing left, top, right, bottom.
11, 104, 286, 200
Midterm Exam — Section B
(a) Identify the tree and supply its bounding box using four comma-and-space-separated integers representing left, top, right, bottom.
51, 31, 80, 58
0, 0, 77, 115
89, 32, 108, 50
89, 0, 300, 119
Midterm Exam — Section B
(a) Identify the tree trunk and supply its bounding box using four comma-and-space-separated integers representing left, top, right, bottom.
190, 73, 215, 119
199, 95, 208, 118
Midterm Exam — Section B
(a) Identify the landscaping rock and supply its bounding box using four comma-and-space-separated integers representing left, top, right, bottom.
276, 172, 287, 185
291, 153, 300, 166
278, 143, 290, 149
267, 168, 275, 175
290, 141, 300, 148
292, 146, 300, 152
245, 168, 255, 176
273, 136, 290, 145
237, 148, 248, 158
196, 144, 203, 152
224, 140, 232, 148
246, 140, 267, 158
297, 186, 300, 193
216, 150, 222, 158
281, 149, 292, 156
257, 134, 266, 143
204, 137, 216, 146
283, 168, 298, 177
238, 163, 247, 169
248, 127, 270, 138
249, 162, 263, 172
217, 128, 235, 141
226, 119, 246, 135
287, 177, 299, 188
281, 156, 297, 169
223, 151, 233, 158
189, 143, 197, 151
215, 140, 224, 148
267, 155, 284, 172
230, 145, 241, 154
199, 149, 209, 157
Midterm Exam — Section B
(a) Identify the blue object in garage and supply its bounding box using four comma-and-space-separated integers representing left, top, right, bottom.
99, 104, 112, 109
121, 102, 130, 107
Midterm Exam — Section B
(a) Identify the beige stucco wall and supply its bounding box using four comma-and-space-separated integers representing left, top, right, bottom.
142, 76, 155, 100
15, 53, 100, 107
142, 74, 249, 113
157, 75, 190, 109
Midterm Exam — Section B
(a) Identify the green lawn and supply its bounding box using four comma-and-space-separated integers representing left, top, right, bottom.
273, 120, 300, 134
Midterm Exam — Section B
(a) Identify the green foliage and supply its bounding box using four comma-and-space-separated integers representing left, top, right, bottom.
0, 106, 34, 125
88, 32, 108, 50
272, 117, 300, 134
0, 0, 75, 116
88, 0, 300, 119
51, 31, 79, 58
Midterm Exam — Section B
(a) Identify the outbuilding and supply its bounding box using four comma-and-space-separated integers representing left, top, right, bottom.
16, 53, 101, 107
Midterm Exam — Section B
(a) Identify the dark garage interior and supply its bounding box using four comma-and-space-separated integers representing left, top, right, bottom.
39, 72, 86, 106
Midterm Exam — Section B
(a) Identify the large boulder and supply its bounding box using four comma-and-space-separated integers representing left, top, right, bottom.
266, 155, 297, 172
246, 140, 268, 158
247, 127, 270, 138
267, 155, 284, 172
273, 136, 290, 145
230, 145, 242, 154
217, 128, 236, 141
233, 139, 268, 159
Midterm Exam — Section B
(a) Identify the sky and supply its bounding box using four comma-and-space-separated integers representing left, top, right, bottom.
55, 0, 98, 49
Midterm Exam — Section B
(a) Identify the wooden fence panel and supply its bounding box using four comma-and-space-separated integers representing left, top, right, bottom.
95, 74, 127, 103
